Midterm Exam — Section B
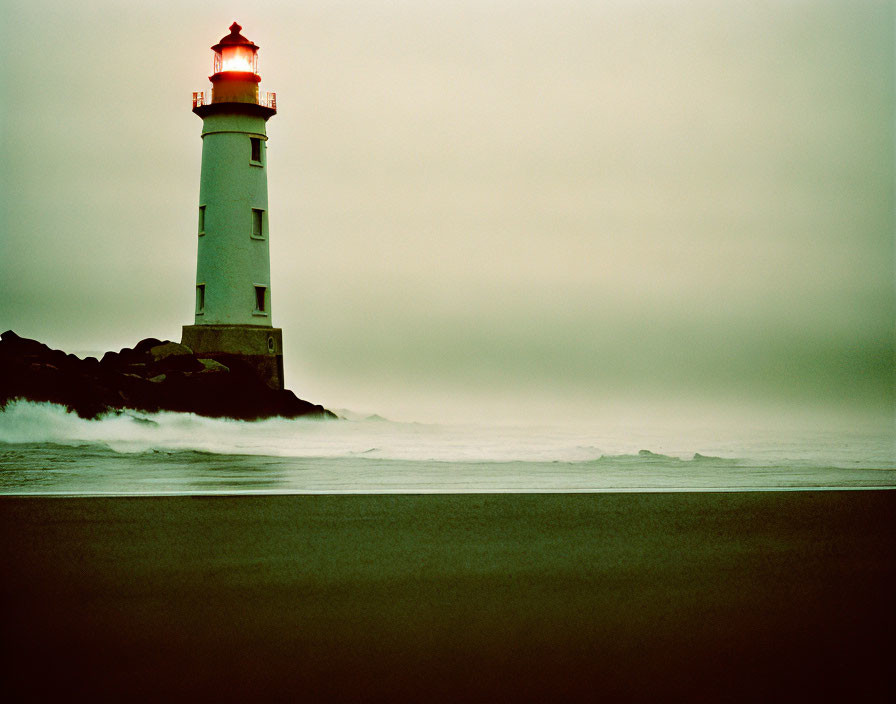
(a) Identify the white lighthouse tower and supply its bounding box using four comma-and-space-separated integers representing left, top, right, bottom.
181, 22, 284, 390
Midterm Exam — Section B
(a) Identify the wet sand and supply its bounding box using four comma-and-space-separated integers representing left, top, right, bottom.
2, 491, 894, 701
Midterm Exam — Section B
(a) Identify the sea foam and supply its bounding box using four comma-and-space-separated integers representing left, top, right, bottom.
0, 399, 892, 469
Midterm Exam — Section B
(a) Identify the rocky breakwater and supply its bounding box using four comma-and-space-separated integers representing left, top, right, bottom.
0, 331, 335, 420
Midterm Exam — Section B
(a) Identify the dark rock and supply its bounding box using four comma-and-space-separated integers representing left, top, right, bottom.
133, 338, 164, 355
148, 341, 192, 362
1, 330, 51, 356
0, 331, 337, 421
197, 358, 229, 373
117, 347, 140, 365
146, 354, 205, 376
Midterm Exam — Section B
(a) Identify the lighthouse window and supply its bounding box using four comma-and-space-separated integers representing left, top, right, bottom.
198, 205, 205, 235
251, 208, 265, 238
196, 284, 205, 314
250, 137, 262, 164
254, 286, 267, 314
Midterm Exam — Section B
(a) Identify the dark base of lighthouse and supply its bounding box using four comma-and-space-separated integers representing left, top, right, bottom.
181, 325, 284, 391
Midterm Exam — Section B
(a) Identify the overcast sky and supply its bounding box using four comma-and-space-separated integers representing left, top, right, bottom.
1, 0, 893, 423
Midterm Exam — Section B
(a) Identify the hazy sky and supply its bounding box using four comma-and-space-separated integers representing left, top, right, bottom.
1, 0, 893, 423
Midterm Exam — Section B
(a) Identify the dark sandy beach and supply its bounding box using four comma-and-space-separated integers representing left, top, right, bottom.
2, 491, 894, 701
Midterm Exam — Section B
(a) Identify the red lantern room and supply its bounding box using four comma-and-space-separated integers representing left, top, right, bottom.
193, 22, 275, 113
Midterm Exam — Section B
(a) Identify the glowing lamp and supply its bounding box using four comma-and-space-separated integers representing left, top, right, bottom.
220, 44, 256, 73
211, 22, 259, 76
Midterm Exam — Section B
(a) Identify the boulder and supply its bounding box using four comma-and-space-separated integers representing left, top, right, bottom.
197, 358, 229, 373
1, 330, 50, 356
148, 342, 193, 362
133, 338, 164, 355
100, 350, 120, 367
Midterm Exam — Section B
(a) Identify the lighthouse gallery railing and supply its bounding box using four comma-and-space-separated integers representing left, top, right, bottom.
192, 91, 277, 109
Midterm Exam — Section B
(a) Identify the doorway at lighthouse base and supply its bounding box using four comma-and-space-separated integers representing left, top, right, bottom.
182, 325, 284, 391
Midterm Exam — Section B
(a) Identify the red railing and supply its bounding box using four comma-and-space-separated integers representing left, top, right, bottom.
192, 91, 276, 110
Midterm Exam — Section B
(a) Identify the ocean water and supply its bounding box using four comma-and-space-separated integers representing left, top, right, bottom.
0, 400, 893, 495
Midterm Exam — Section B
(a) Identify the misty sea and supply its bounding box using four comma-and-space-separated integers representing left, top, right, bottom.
0, 400, 893, 495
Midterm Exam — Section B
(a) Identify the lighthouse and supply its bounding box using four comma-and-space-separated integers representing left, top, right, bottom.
181, 23, 284, 390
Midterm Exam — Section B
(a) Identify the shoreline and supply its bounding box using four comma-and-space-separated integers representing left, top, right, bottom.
2, 491, 894, 701
2, 484, 896, 497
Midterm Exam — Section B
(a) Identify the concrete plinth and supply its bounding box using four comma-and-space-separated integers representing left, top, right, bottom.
182, 324, 284, 390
